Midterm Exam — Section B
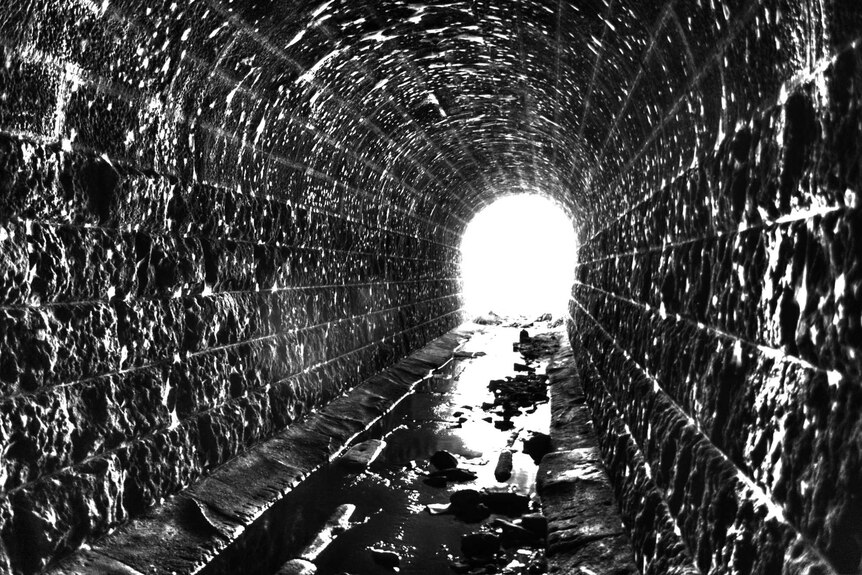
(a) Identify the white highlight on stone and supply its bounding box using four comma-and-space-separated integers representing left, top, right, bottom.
297, 48, 344, 84
310, 0, 333, 20
169, 409, 181, 431
77, 0, 110, 16
286, 29, 306, 48
834, 273, 846, 297
732, 339, 743, 365
425, 93, 446, 117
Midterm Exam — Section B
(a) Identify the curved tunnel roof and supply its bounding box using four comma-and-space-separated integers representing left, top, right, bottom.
2, 1, 861, 573
6, 0, 844, 237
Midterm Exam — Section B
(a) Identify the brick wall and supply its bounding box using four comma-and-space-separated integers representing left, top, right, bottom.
2, 1, 862, 574
0, 2, 464, 572
570, 3, 862, 573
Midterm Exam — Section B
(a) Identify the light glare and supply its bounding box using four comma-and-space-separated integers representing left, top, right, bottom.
460, 195, 577, 318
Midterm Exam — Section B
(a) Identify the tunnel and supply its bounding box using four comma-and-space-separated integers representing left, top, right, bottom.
1, 0, 861, 573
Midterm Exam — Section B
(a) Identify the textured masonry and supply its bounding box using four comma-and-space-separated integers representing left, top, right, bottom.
1, 1, 861, 574
570, 4, 862, 574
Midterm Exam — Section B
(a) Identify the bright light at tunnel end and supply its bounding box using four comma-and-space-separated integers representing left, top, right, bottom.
460, 194, 578, 320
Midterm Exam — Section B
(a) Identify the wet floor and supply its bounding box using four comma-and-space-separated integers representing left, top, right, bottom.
203, 322, 561, 575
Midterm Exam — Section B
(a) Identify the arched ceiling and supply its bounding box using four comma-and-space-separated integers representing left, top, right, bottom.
0, 3, 858, 572
4, 0, 837, 238
135, 0, 823, 235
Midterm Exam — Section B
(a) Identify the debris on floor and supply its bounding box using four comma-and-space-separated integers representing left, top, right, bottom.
299, 504, 357, 562
207, 319, 566, 575
369, 548, 402, 570
474, 312, 504, 325
340, 440, 387, 469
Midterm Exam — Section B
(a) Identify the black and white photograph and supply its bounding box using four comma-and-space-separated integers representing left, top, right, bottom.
0, 1, 860, 573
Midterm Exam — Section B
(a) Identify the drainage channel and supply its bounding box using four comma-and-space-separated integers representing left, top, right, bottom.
201, 320, 563, 575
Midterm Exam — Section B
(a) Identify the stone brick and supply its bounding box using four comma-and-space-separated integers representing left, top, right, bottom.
2, 1, 862, 574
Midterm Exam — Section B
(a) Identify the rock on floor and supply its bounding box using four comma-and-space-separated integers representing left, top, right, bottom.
340, 439, 386, 469
369, 548, 401, 569
275, 559, 316, 575
429, 450, 459, 470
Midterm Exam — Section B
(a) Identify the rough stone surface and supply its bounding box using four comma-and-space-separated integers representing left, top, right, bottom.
571, 294, 855, 575
429, 450, 459, 470
369, 549, 401, 570
45, 330, 467, 575
1, 1, 861, 574
339, 439, 386, 469
494, 450, 514, 482
520, 514, 547, 539
539, 344, 639, 575
564, 8, 862, 575
275, 559, 316, 575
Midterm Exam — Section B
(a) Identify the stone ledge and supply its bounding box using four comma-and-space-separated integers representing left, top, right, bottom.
45, 328, 471, 575
538, 342, 639, 575
538, 448, 638, 575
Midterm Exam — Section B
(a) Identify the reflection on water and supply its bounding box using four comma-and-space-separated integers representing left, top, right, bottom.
202, 325, 555, 575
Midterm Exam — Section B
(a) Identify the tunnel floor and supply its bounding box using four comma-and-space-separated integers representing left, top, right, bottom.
202, 320, 564, 575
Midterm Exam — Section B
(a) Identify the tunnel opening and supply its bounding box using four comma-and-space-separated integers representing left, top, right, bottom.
460, 194, 577, 320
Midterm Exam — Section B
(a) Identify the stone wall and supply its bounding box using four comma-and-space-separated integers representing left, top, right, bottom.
0, 2, 463, 572
570, 6, 862, 574
2, 1, 862, 574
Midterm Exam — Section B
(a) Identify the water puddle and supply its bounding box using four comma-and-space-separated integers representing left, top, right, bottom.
202, 322, 562, 575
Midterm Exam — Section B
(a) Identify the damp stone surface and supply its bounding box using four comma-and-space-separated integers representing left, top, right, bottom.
1, 1, 862, 574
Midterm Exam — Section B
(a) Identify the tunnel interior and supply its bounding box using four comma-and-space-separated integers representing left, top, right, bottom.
1, 0, 862, 573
